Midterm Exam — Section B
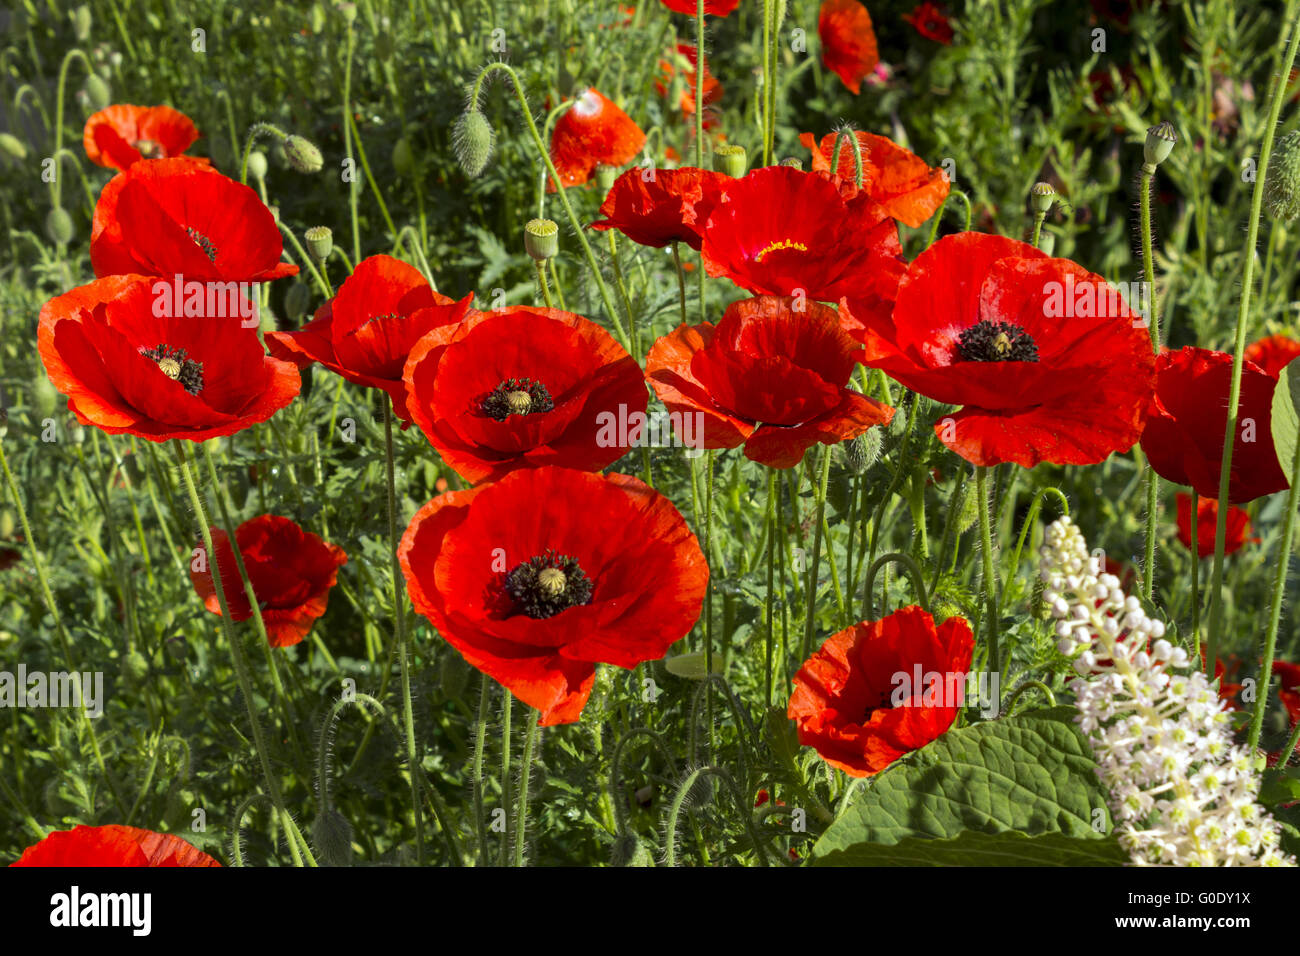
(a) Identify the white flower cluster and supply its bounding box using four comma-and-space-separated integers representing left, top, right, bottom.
1038, 516, 1293, 867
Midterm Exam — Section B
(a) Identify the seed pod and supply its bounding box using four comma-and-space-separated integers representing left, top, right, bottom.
1143, 121, 1177, 171
524, 218, 559, 261
713, 144, 747, 178
304, 225, 333, 262
595, 163, 618, 193
1030, 181, 1055, 215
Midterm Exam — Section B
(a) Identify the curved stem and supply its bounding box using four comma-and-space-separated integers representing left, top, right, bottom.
862, 551, 932, 619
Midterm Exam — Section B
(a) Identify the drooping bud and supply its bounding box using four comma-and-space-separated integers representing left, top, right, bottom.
0, 133, 26, 163
595, 163, 619, 193
844, 429, 880, 475
84, 74, 111, 112
283, 134, 323, 174
305, 225, 333, 262
453, 109, 494, 178
312, 808, 354, 867
524, 218, 559, 261
45, 207, 73, 244
713, 144, 747, 178
392, 137, 415, 176
1030, 181, 1056, 215
1142, 121, 1177, 174
1265, 130, 1300, 221
246, 149, 268, 181
71, 5, 91, 41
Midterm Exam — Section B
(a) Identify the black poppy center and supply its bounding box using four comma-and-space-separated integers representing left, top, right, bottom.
140, 343, 204, 395
504, 550, 593, 619
954, 320, 1039, 363
481, 378, 554, 421
185, 226, 218, 262
133, 138, 163, 158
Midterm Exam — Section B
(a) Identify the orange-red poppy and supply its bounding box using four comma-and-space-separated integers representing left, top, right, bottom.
83, 104, 200, 170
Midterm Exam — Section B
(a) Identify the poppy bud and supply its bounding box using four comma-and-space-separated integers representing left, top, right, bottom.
34, 375, 58, 419
284, 281, 313, 321
1030, 181, 1055, 215
1142, 121, 1177, 173
844, 428, 880, 475
595, 163, 619, 193
246, 149, 268, 181
122, 649, 150, 688
312, 808, 354, 867
0, 509, 14, 539
305, 225, 333, 261
524, 218, 559, 261
713, 144, 747, 178
284, 134, 323, 174
1265, 130, 1300, 221
664, 651, 722, 679
779, 157, 803, 170
71, 5, 91, 41
84, 74, 111, 112
609, 834, 654, 867
439, 649, 471, 699
453, 109, 495, 178
0, 133, 26, 163
45, 206, 73, 244
337, 1, 358, 25
765, 704, 800, 766
392, 137, 415, 175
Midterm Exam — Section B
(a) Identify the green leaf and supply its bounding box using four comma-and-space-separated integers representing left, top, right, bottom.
1270, 358, 1300, 477
811, 708, 1110, 860
810, 829, 1127, 867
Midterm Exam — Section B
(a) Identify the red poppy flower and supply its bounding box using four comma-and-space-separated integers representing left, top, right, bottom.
700, 166, 906, 303
38, 275, 300, 442
855, 232, 1155, 468
1273, 661, 1300, 724
656, 43, 724, 125
549, 88, 647, 191
83, 104, 201, 171
1140, 347, 1288, 504
266, 254, 473, 423
1175, 493, 1256, 558
404, 306, 648, 484
660, 0, 740, 15
799, 130, 950, 227
1244, 334, 1300, 379
11, 825, 220, 867
90, 157, 297, 283
645, 295, 894, 468
399, 466, 707, 726
590, 166, 731, 249
905, 2, 954, 44
819, 0, 880, 95
189, 515, 346, 648
788, 605, 974, 777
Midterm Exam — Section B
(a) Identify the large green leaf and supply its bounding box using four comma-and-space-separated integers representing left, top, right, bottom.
811, 829, 1127, 867
1270, 358, 1300, 476
811, 708, 1110, 861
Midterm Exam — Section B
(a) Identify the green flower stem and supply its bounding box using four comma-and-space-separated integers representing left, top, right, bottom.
347, 110, 398, 241
930, 467, 968, 593
382, 402, 425, 863
695, 0, 706, 169
861, 552, 931, 618
498, 691, 513, 866
828, 128, 864, 189
764, 469, 777, 707
672, 242, 689, 325
800, 447, 833, 663
1248, 412, 1300, 751
342, 23, 361, 264
762, 0, 773, 166
469, 63, 625, 345
172, 442, 315, 866
1030, 211, 1046, 250
607, 231, 639, 357
471, 675, 491, 862
1190, 490, 1201, 660
279, 221, 332, 298
1139, 166, 1162, 605
1002, 679, 1056, 714
239, 121, 287, 186
513, 712, 540, 866
1006, 487, 1070, 581
925, 188, 972, 247
975, 466, 1001, 691
1207, 7, 1300, 673
534, 260, 555, 308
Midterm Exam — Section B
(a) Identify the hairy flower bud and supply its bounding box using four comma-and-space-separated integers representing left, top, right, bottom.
1265, 130, 1300, 221
84, 74, 111, 112
246, 149, 268, 181
453, 109, 494, 178
312, 808, 354, 867
283, 134, 323, 174
45, 207, 73, 244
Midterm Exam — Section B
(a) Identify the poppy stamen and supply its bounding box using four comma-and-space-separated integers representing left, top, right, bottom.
139, 343, 204, 395
753, 238, 809, 263
954, 320, 1039, 363
481, 378, 554, 421
185, 226, 218, 262
504, 549, 593, 619
132, 138, 163, 159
